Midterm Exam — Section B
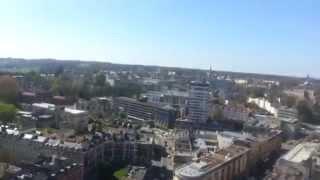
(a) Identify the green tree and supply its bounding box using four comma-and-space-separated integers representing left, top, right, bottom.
95, 73, 106, 87
0, 76, 19, 104
297, 100, 313, 123
248, 87, 265, 98
0, 103, 17, 124
212, 107, 223, 120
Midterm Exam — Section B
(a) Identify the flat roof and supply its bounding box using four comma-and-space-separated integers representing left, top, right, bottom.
175, 145, 248, 178
32, 103, 55, 110
64, 108, 87, 114
281, 142, 319, 163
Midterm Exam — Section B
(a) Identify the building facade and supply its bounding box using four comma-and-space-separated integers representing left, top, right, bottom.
188, 81, 209, 124
114, 97, 177, 128
265, 142, 320, 180
174, 145, 249, 180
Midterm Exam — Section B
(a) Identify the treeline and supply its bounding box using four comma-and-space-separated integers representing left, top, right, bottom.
0, 75, 19, 124
22, 71, 143, 100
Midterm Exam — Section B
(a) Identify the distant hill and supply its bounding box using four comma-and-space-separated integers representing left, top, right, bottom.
0, 58, 313, 84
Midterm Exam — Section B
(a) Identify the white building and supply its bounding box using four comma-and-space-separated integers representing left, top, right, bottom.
247, 97, 278, 116
59, 108, 89, 132
267, 142, 320, 180
188, 81, 209, 124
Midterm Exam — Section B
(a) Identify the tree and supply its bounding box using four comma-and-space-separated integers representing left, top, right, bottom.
0, 103, 17, 124
119, 112, 128, 120
0, 76, 19, 104
210, 106, 223, 121
286, 96, 297, 108
54, 65, 64, 77
248, 87, 265, 98
297, 100, 313, 123
95, 73, 106, 87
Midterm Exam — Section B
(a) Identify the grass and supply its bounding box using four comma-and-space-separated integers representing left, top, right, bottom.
113, 168, 128, 180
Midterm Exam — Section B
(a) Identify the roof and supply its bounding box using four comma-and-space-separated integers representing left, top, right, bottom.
34, 136, 48, 143
164, 90, 188, 97
175, 145, 248, 178
64, 108, 87, 115
220, 131, 256, 142
22, 92, 36, 96
281, 142, 320, 163
53, 96, 66, 100
23, 134, 34, 140
190, 81, 209, 87
32, 103, 55, 110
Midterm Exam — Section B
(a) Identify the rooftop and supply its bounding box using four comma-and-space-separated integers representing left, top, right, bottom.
64, 108, 87, 115
175, 145, 248, 178
32, 103, 55, 110
281, 142, 320, 163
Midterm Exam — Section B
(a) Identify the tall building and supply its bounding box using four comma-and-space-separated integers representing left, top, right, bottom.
188, 81, 210, 124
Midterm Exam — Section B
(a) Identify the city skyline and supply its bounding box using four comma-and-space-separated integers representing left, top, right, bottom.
0, 0, 319, 77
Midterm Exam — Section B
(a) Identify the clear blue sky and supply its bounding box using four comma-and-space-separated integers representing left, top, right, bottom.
0, 0, 319, 77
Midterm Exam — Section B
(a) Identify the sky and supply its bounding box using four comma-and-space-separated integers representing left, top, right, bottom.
0, 0, 319, 77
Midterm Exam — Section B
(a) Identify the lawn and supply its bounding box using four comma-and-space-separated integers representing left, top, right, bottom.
113, 168, 128, 180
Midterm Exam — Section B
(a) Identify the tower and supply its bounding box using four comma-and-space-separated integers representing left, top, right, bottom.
188, 81, 209, 124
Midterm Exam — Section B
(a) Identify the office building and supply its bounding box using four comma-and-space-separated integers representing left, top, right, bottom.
114, 97, 178, 128
188, 81, 210, 124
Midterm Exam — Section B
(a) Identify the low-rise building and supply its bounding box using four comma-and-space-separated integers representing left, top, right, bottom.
0, 126, 167, 180
76, 97, 112, 118
4, 156, 83, 180
59, 108, 89, 133
223, 105, 250, 122
265, 142, 320, 180
174, 145, 249, 180
114, 97, 178, 128
217, 130, 282, 171
247, 97, 278, 116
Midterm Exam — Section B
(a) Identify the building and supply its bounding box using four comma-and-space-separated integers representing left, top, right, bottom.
244, 114, 280, 132
31, 103, 58, 128
141, 91, 164, 104
76, 97, 112, 118
188, 81, 210, 124
284, 89, 315, 104
114, 97, 177, 128
265, 142, 320, 180
223, 105, 250, 122
59, 108, 89, 133
20, 92, 37, 104
217, 130, 282, 171
141, 90, 188, 107
247, 97, 279, 116
52, 96, 73, 105
3, 156, 84, 180
28, 103, 89, 132
0, 126, 167, 180
174, 145, 249, 180
32, 102, 56, 115
154, 105, 178, 128
278, 106, 298, 121
277, 107, 299, 139
163, 90, 189, 107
